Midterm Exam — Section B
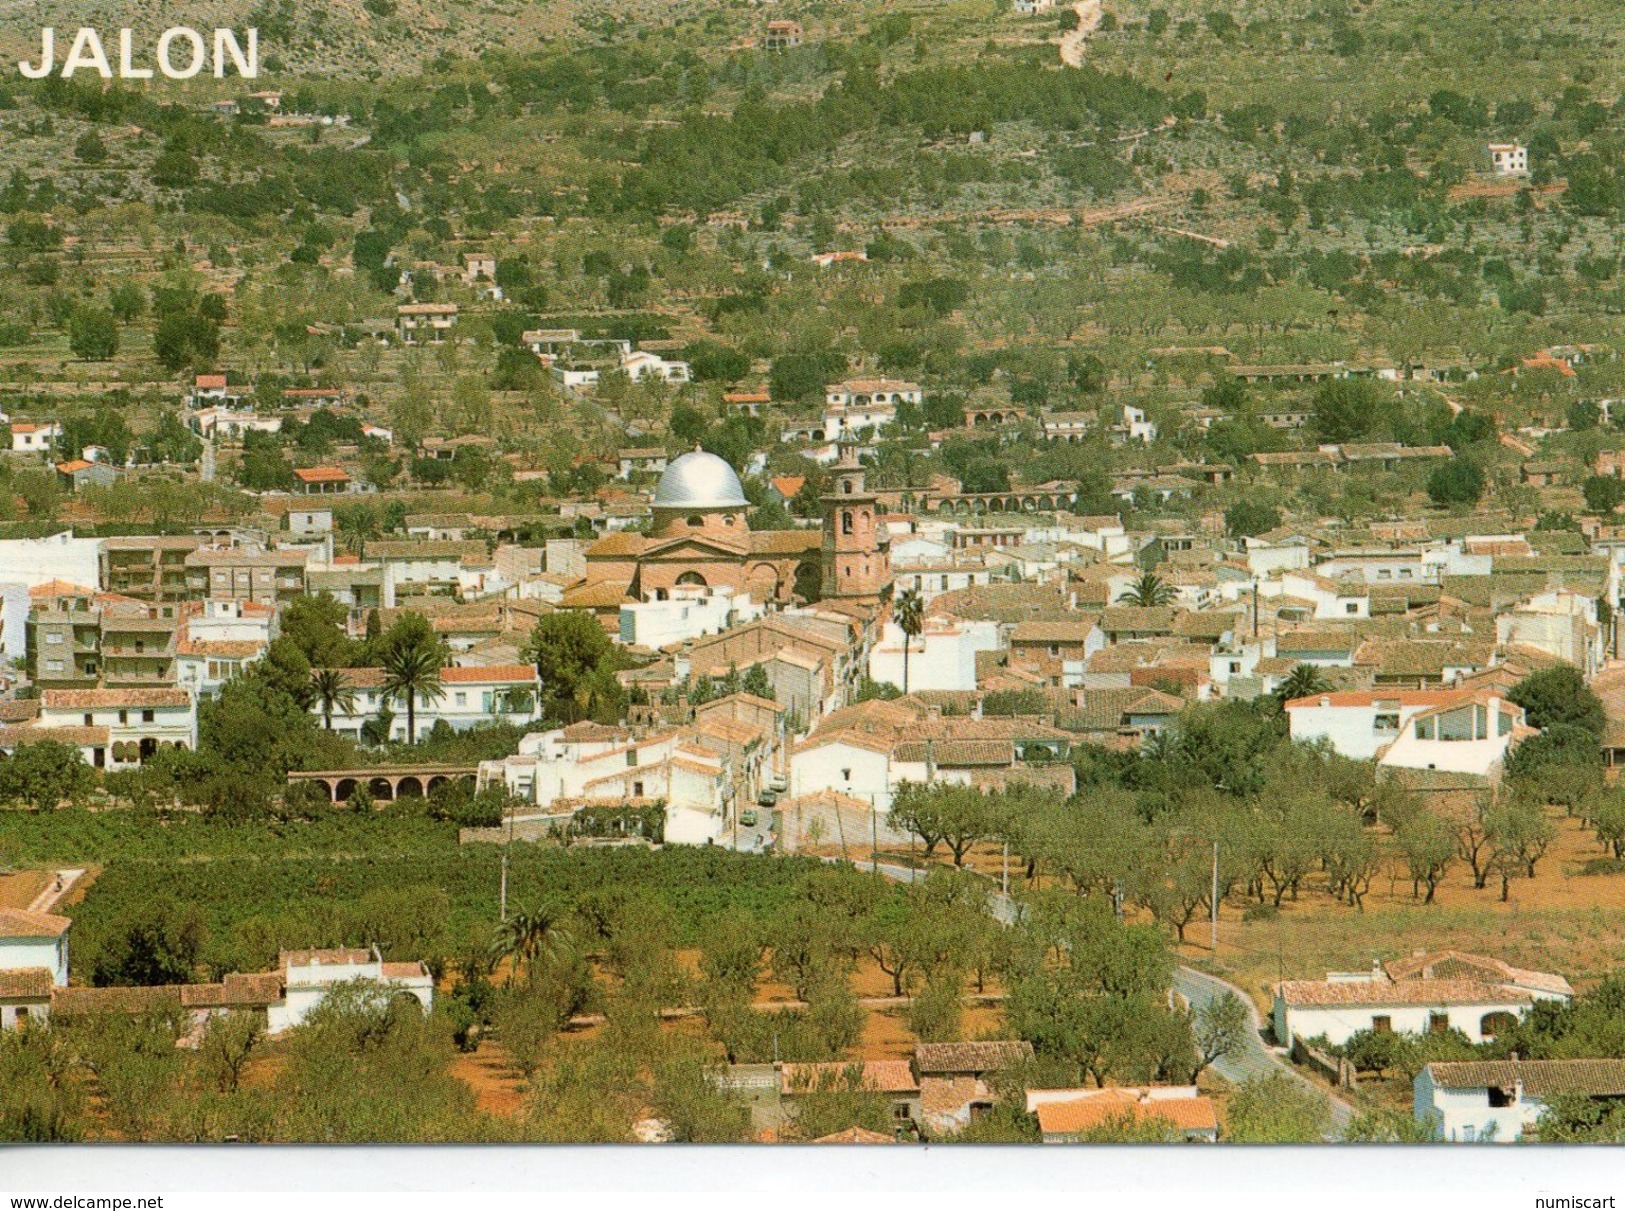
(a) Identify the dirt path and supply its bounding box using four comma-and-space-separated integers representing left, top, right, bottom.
27, 868, 85, 914
1058, 0, 1102, 67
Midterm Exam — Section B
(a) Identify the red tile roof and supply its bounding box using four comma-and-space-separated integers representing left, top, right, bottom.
293, 466, 350, 484
0, 908, 72, 938
1034, 1089, 1217, 1137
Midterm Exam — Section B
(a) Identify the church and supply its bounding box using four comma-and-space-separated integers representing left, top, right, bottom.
573, 448, 892, 617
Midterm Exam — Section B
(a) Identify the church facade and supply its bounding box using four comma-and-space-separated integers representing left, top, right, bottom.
577, 449, 891, 615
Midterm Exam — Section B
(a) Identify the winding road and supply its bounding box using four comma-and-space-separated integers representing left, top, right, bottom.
844, 856, 1356, 1138
1174, 965, 1355, 1139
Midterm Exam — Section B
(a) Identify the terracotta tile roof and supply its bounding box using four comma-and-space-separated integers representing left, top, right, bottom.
1010, 620, 1098, 644
439, 664, 538, 684
178, 639, 263, 658
1032, 1089, 1217, 1136
1383, 951, 1572, 997
915, 1040, 1034, 1075
0, 968, 53, 998
0, 725, 111, 747
0, 909, 71, 939
781, 1061, 919, 1096
893, 739, 1013, 766
811, 1127, 894, 1144
560, 581, 635, 609
293, 466, 350, 484
41, 688, 190, 709
281, 948, 372, 968
747, 529, 823, 555
367, 540, 485, 561
0, 700, 40, 724
55, 459, 94, 474
1100, 606, 1177, 633
1426, 1059, 1625, 1097
1276, 978, 1535, 1008
770, 476, 806, 499
585, 533, 649, 558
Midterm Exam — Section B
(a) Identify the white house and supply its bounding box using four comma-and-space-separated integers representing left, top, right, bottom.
0, 908, 70, 1031
396, 303, 459, 344
1414, 1058, 1625, 1143
1487, 142, 1529, 177
10, 422, 62, 455
266, 948, 434, 1035
323, 664, 542, 742
1273, 951, 1571, 1049
619, 586, 763, 649
1495, 592, 1603, 679
27, 687, 199, 771
622, 349, 691, 384
476, 723, 740, 846
176, 598, 276, 699
188, 407, 284, 441
0, 908, 70, 987
822, 378, 919, 440
1284, 688, 1529, 780
867, 618, 991, 693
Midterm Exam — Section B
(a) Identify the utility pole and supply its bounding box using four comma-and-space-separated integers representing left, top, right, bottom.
500, 795, 516, 922
1210, 841, 1220, 953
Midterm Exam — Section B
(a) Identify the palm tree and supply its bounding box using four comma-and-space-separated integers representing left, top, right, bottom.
335, 504, 381, 558
1117, 571, 1176, 607
310, 667, 357, 731
489, 904, 574, 986
1275, 663, 1332, 708
894, 588, 925, 695
380, 633, 443, 745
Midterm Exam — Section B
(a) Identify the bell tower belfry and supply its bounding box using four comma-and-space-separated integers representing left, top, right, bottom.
821, 448, 892, 609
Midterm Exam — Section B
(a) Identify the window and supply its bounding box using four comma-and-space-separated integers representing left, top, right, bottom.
626, 750, 639, 767
454, 693, 467, 707
141, 710, 154, 723
45, 631, 62, 644
1374, 712, 1399, 733
842, 512, 854, 535
1345, 602, 1359, 614
1415, 718, 1436, 741
632, 780, 644, 798
1461, 1125, 1476, 1142
840, 768, 851, 782
1488, 1086, 1514, 1108
1372, 1016, 1392, 1033
118, 711, 128, 725
45, 660, 63, 673
1429, 1012, 1450, 1034
1229, 661, 1241, 674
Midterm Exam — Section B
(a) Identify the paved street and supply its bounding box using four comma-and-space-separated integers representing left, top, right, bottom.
1174, 965, 1355, 1139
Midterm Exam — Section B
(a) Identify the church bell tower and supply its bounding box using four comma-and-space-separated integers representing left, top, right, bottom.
821, 448, 892, 610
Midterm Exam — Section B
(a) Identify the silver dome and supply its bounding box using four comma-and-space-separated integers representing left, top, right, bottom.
653, 450, 748, 509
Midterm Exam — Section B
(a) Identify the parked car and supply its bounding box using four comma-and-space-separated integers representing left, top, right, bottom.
756, 789, 777, 808
740, 808, 759, 828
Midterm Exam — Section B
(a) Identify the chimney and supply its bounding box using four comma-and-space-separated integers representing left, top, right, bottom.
1372, 959, 1383, 979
